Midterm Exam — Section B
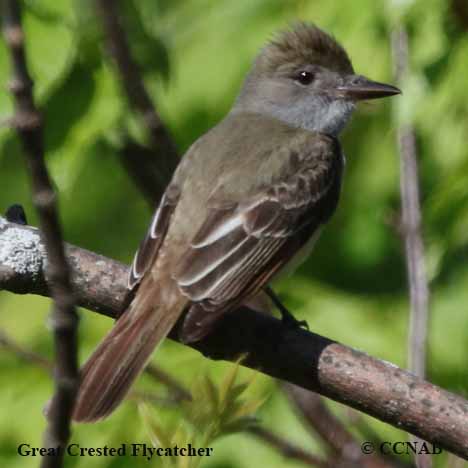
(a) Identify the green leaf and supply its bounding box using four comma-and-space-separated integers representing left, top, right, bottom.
138, 401, 174, 451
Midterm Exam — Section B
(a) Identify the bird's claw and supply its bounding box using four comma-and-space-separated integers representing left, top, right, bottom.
282, 314, 309, 331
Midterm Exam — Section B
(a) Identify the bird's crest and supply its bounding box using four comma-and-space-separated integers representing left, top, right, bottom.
256, 22, 354, 76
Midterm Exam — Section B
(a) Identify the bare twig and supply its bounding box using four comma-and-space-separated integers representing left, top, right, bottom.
284, 384, 410, 468
128, 389, 183, 407
0, 329, 52, 371
1, 2, 79, 467
144, 363, 192, 402
248, 425, 330, 468
285, 385, 356, 456
0, 219, 467, 460
391, 26, 431, 468
0, 327, 183, 411
392, 25, 429, 386
119, 140, 172, 206
94, 0, 178, 204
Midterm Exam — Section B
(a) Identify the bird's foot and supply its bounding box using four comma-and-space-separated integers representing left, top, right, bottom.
264, 286, 309, 330
280, 308, 309, 330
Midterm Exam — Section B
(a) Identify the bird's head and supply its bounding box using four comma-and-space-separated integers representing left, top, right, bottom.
235, 23, 401, 135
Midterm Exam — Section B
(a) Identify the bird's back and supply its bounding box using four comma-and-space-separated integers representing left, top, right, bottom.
167, 112, 342, 249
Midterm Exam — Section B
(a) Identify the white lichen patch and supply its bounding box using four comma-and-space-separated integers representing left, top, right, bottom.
380, 359, 399, 369
0, 223, 46, 277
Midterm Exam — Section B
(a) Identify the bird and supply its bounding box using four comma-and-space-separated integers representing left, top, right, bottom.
71, 22, 400, 422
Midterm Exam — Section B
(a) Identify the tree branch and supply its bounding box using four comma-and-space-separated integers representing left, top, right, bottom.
1, 2, 79, 467
392, 25, 431, 468
0, 329, 52, 371
248, 425, 330, 468
118, 140, 172, 207
144, 363, 192, 402
94, 0, 179, 204
0, 218, 467, 460
392, 24, 430, 396
283, 384, 410, 468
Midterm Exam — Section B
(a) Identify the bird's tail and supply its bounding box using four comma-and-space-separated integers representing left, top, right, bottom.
72, 274, 187, 423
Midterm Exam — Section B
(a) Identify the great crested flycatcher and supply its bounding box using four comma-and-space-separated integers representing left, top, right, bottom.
71, 22, 400, 422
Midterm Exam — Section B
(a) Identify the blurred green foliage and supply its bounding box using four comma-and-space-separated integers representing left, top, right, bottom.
0, 0, 467, 467
138, 362, 264, 468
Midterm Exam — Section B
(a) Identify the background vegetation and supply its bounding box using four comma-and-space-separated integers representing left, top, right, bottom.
1, 0, 467, 467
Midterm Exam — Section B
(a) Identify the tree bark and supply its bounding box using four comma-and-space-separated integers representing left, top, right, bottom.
1, 218, 467, 460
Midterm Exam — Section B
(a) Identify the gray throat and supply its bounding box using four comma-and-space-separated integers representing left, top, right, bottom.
233, 93, 355, 136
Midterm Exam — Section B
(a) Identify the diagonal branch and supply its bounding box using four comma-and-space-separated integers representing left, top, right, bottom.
118, 140, 172, 207
144, 363, 192, 402
283, 384, 410, 468
0, 329, 52, 371
1, 2, 79, 467
0, 218, 467, 460
248, 425, 330, 468
95, 0, 179, 204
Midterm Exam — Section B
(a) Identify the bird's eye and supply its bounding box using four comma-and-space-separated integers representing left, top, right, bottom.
294, 71, 315, 85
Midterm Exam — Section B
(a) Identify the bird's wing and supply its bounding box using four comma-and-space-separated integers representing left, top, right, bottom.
72, 184, 182, 422
174, 133, 343, 342
128, 184, 180, 291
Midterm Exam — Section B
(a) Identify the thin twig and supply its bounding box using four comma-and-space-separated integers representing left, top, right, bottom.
144, 363, 192, 402
94, 0, 178, 204
391, 26, 430, 383
283, 384, 410, 468
248, 425, 330, 468
119, 140, 172, 206
0, 329, 52, 371
285, 384, 359, 455
391, 26, 431, 468
128, 389, 183, 407
0, 218, 467, 460
1, 2, 79, 467
0, 327, 181, 411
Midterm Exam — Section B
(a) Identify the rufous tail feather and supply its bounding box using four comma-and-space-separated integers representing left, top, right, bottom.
72, 276, 186, 422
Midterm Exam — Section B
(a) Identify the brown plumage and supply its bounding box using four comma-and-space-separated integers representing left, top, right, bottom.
71, 112, 343, 422
255, 22, 354, 76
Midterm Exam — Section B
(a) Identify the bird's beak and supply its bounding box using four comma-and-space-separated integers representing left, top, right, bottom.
336, 75, 401, 101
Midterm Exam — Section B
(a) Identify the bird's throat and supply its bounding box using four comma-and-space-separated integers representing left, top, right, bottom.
268, 98, 355, 135
234, 96, 355, 136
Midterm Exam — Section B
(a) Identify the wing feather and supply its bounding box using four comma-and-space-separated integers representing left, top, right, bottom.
174, 133, 343, 342
128, 185, 180, 290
